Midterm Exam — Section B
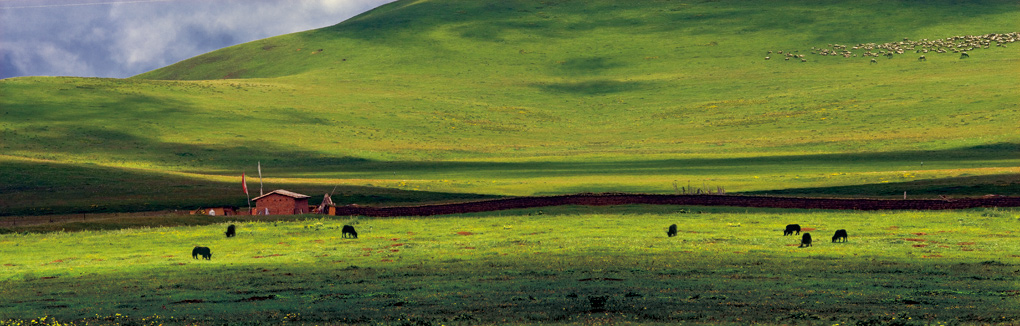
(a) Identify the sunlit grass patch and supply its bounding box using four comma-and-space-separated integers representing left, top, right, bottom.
1, 208, 1018, 324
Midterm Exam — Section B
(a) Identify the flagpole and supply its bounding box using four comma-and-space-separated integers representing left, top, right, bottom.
243, 170, 251, 215
258, 161, 264, 196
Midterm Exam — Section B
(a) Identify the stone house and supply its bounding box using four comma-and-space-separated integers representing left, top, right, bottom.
252, 189, 311, 215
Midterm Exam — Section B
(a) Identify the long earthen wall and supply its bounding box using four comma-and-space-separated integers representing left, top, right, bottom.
332, 194, 1020, 217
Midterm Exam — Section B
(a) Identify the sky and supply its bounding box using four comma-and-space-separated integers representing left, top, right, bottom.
0, 0, 395, 79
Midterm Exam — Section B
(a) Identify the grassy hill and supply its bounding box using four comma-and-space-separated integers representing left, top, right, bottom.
2, 0, 1019, 215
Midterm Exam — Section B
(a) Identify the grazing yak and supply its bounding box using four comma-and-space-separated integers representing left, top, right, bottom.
192, 246, 212, 260
784, 224, 801, 236
667, 224, 678, 237
225, 224, 236, 238
800, 233, 812, 248
342, 225, 358, 239
832, 229, 848, 243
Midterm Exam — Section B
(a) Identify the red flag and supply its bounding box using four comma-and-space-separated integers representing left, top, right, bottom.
242, 172, 249, 195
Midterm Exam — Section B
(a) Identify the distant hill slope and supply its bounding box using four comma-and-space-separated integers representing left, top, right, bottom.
137, 0, 1020, 81
123, 0, 1020, 159
2, 0, 1019, 214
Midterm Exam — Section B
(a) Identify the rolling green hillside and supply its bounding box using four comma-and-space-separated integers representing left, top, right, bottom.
2, 0, 1019, 215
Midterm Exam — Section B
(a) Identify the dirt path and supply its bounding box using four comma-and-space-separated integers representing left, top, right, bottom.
333, 194, 1020, 217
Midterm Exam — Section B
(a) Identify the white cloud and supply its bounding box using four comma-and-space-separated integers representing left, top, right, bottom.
0, 0, 395, 78
1, 40, 95, 77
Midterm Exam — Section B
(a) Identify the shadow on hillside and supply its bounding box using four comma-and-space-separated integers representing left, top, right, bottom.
3, 90, 197, 123
4, 139, 1017, 216
322, 143, 1019, 178
3, 126, 372, 171
325, 0, 1016, 44
532, 79, 653, 95
740, 173, 1020, 198
0, 159, 496, 217
8, 124, 1017, 176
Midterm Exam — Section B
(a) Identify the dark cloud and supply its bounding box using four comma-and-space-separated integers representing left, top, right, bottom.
0, 0, 394, 79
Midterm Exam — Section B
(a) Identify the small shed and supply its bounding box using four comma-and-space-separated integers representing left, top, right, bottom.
252, 190, 311, 215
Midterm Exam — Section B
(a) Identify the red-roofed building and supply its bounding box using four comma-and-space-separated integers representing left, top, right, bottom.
252, 190, 311, 215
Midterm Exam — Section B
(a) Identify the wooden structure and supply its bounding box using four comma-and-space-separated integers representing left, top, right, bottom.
191, 207, 237, 216
314, 193, 335, 214
252, 190, 311, 215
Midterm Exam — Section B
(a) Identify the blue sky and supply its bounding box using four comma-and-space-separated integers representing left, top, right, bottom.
0, 0, 395, 79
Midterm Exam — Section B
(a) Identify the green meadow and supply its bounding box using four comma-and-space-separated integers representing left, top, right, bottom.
1, 1, 1020, 324
2, 208, 1020, 325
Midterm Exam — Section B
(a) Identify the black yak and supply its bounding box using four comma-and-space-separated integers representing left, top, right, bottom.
784, 224, 801, 236
342, 225, 358, 239
192, 246, 212, 260
832, 229, 848, 243
667, 224, 678, 237
225, 224, 236, 238
800, 233, 812, 248
588, 295, 608, 312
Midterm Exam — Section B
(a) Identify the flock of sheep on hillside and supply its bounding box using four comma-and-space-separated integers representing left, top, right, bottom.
765, 32, 1019, 62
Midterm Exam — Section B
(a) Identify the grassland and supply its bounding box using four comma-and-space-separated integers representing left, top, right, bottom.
1, 207, 1019, 325
2, 0, 1019, 215
1, 2, 1019, 323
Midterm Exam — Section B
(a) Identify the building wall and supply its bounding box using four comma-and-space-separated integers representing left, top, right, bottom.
254, 194, 311, 215
294, 198, 309, 214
